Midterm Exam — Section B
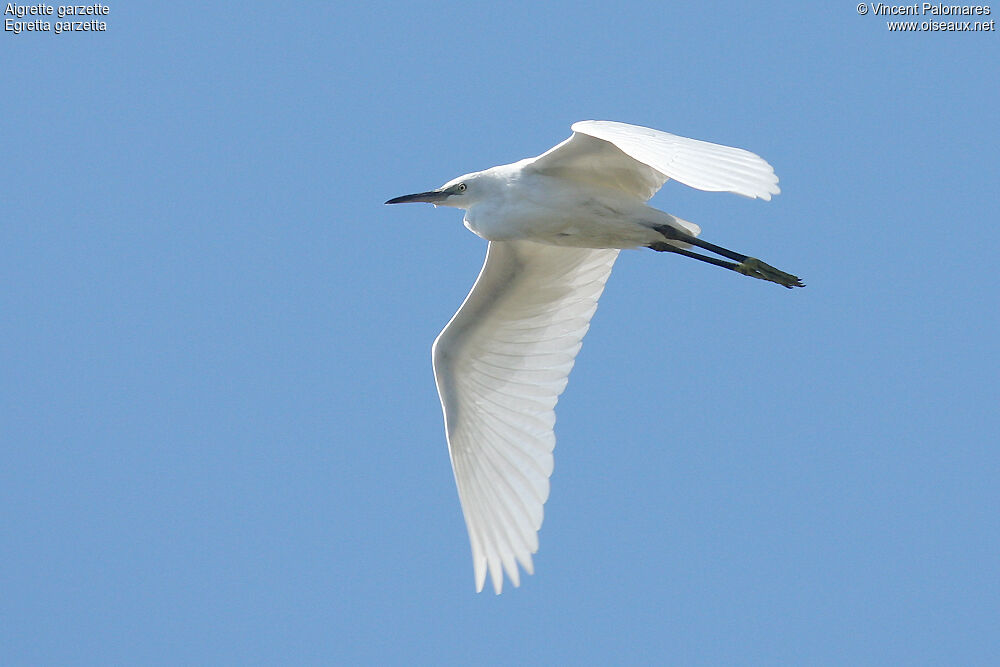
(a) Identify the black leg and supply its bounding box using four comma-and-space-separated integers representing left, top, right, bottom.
652, 224, 748, 262
649, 224, 804, 289
647, 242, 742, 271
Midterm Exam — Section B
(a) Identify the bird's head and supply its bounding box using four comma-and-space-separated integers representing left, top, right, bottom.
385, 171, 489, 210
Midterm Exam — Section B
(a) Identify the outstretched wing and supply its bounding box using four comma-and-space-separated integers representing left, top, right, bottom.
526, 120, 780, 201
433, 240, 619, 594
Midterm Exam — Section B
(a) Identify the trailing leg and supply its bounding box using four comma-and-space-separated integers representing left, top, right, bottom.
649, 224, 804, 289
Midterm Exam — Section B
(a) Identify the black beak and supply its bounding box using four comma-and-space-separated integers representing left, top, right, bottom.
385, 190, 449, 205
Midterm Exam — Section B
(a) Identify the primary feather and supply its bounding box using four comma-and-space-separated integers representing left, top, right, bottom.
433, 241, 618, 593
528, 120, 779, 201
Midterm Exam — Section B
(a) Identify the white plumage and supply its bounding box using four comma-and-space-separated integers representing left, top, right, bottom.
386, 121, 797, 593
433, 241, 618, 593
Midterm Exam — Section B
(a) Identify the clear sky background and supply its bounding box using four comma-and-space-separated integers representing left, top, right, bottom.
3, 2, 998, 664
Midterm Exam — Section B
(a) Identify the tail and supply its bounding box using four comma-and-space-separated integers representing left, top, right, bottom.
672, 215, 701, 237
644, 212, 700, 248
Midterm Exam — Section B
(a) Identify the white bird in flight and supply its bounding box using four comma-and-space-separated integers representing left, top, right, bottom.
386, 120, 802, 594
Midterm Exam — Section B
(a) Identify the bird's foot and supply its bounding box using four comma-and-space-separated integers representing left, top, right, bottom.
735, 257, 804, 288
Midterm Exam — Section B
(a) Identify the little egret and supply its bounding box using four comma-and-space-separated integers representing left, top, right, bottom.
386, 120, 802, 594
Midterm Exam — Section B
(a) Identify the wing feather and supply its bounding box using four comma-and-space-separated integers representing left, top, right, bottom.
525, 120, 780, 201
433, 240, 618, 593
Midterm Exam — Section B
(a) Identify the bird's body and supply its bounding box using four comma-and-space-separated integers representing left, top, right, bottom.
460, 164, 696, 249
386, 121, 802, 594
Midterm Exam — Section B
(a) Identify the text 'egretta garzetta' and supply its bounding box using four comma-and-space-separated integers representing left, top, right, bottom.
386, 120, 803, 594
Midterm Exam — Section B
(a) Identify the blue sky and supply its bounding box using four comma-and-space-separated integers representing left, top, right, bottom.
3, 2, 998, 664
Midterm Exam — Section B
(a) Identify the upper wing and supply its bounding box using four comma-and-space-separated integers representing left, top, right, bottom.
525, 120, 780, 201
433, 240, 619, 594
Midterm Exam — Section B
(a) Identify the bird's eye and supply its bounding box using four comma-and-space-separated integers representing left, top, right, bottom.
457, 183, 467, 192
